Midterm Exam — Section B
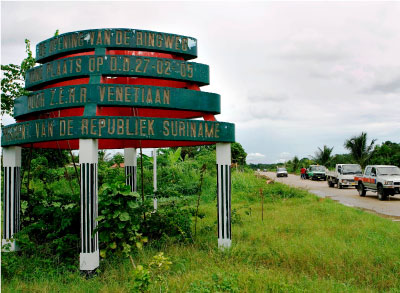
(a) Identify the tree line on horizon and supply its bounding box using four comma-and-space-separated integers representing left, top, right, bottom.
250, 133, 400, 172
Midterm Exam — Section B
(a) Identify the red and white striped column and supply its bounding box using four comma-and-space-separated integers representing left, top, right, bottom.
124, 148, 137, 192
216, 143, 232, 249
79, 139, 99, 271
2, 146, 22, 252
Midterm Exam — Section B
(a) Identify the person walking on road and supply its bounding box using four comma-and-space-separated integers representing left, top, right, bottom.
300, 167, 306, 179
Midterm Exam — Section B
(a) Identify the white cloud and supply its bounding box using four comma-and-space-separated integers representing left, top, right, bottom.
248, 152, 265, 158
275, 152, 292, 164
246, 152, 267, 164
1, 114, 16, 126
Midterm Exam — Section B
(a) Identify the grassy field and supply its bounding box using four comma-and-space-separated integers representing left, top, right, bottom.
2, 171, 400, 292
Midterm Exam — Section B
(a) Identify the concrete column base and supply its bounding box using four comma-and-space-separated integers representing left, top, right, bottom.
2, 239, 19, 252
218, 238, 232, 249
80, 250, 100, 271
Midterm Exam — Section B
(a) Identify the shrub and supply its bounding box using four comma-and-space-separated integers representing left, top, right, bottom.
97, 176, 150, 258
16, 173, 80, 262
142, 203, 193, 244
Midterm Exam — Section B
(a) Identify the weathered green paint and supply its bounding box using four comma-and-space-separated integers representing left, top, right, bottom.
83, 103, 97, 116
36, 29, 197, 62
25, 55, 209, 89
14, 85, 220, 118
1, 116, 235, 146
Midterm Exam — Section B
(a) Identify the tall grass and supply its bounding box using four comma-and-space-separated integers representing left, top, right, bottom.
2, 169, 400, 292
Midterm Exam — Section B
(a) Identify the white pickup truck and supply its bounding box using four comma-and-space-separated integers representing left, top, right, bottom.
326, 164, 362, 189
355, 165, 400, 200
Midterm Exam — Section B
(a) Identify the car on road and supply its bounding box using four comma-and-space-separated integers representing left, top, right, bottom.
355, 165, 400, 200
306, 165, 326, 180
277, 167, 288, 177
326, 164, 362, 189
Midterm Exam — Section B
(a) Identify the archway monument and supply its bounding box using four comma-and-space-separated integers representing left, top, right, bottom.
1, 29, 235, 271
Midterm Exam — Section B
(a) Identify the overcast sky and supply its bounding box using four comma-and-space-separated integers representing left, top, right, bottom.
1, 1, 400, 163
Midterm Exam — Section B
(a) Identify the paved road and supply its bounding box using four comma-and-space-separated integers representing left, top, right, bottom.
260, 172, 400, 219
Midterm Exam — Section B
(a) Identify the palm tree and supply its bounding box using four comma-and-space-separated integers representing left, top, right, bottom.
313, 145, 334, 167
344, 132, 376, 169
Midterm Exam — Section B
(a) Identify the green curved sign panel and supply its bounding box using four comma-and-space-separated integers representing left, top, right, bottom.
36, 29, 197, 62
1, 117, 235, 146
25, 55, 209, 89
1, 28, 235, 149
14, 85, 220, 117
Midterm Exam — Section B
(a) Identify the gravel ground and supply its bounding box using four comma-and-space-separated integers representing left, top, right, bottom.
260, 171, 400, 220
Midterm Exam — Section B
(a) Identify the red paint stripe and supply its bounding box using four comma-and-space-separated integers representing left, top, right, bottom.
21, 139, 214, 150
52, 50, 184, 61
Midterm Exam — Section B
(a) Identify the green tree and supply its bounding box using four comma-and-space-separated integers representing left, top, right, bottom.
330, 153, 354, 167
370, 141, 400, 167
111, 153, 124, 166
231, 142, 247, 165
180, 146, 199, 161
344, 132, 376, 169
313, 145, 334, 167
1, 39, 35, 115
299, 157, 313, 168
21, 148, 70, 170
292, 156, 300, 172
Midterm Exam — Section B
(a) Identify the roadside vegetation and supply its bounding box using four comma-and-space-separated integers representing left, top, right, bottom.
250, 134, 400, 173
2, 146, 400, 292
